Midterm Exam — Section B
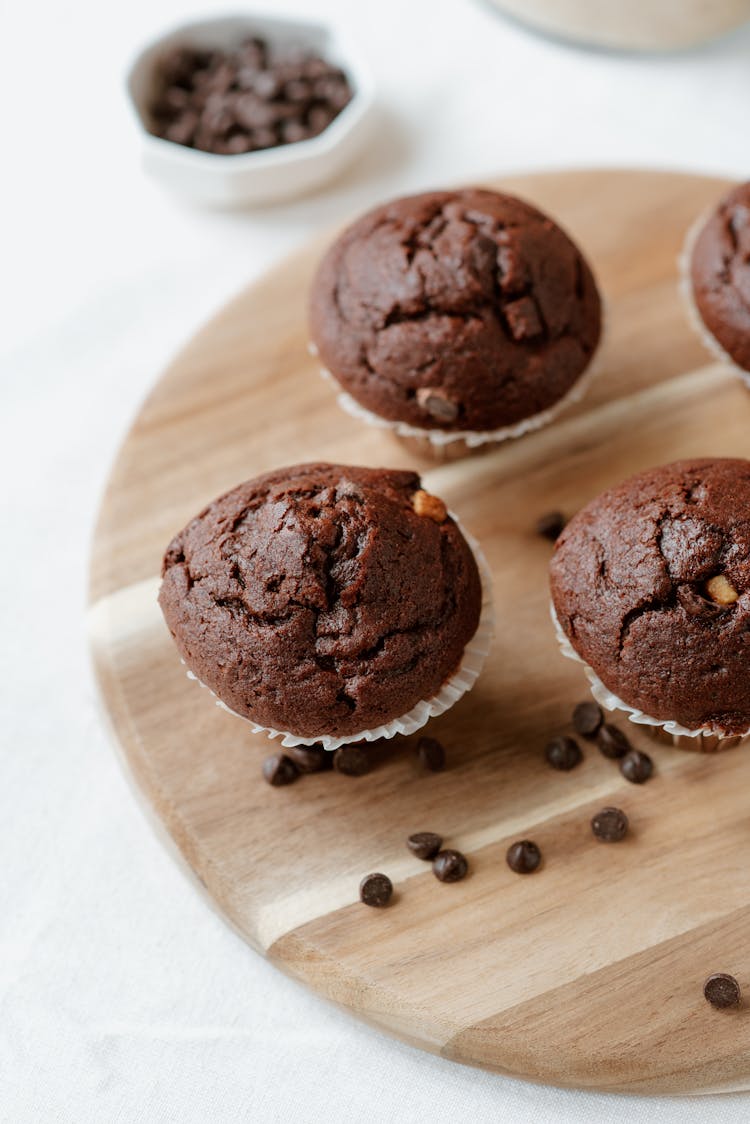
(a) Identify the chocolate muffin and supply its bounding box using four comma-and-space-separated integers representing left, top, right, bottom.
688, 181, 750, 373
159, 463, 483, 739
550, 458, 750, 736
309, 188, 602, 435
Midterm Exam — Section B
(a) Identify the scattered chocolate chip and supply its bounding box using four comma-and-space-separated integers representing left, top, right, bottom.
597, 723, 631, 759
288, 744, 332, 773
333, 743, 371, 776
359, 872, 393, 907
417, 736, 446, 772
432, 849, 468, 882
572, 700, 603, 739
150, 36, 353, 155
544, 735, 582, 771
620, 749, 653, 784
406, 832, 443, 860
262, 753, 299, 786
591, 806, 629, 842
704, 973, 741, 1009
535, 511, 566, 541
506, 840, 542, 874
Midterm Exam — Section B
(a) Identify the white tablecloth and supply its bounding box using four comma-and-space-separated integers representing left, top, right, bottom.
4, 1, 750, 1119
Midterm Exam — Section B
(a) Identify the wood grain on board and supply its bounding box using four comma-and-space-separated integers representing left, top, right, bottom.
89, 170, 750, 1094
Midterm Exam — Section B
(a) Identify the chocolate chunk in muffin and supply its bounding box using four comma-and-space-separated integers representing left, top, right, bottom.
309, 189, 602, 432
159, 463, 482, 739
550, 458, 750, 736
689, 182, 750, 372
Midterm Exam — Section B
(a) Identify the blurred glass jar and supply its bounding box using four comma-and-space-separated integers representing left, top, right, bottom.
487, 0, 750, 50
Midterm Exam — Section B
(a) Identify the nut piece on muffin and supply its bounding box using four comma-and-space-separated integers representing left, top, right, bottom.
686, 181, 750, 375
309, 188, 602, 443
159, 463, 483, 741
550, 459, 750, 738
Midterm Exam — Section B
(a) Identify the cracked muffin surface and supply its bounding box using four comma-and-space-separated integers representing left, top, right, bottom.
690, 181, 750, 372
550, 459, 750, 735
158, 463, 482, 738
309, 188, 602, 432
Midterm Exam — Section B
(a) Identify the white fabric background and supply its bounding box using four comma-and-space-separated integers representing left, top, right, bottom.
3, 1, 750, 1120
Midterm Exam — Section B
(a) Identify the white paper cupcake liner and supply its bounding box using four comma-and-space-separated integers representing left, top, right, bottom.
311, 329, 605, 450
550, 601, 749, 752
182, 520, 494, 753
678, 213, 750, 389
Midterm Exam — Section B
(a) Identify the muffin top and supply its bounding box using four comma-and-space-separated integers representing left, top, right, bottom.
309, 189, 602, 432
690, 181, 750, 372
550, 458, 750, 735
159, 463, 482, 739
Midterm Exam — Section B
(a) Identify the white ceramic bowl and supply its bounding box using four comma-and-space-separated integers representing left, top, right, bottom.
127, 14, 376, 207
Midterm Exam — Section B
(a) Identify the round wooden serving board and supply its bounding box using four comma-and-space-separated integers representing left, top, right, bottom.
89, 170, 750, 1095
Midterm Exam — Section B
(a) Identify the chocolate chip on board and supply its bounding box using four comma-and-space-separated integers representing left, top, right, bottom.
288, 744, 333, 773
406, 832, 443, 861
535, 511, 566, 541
591, 806, 629, 842
572, 700, 604, 739
359, 873, 393, 907
262, 753, 299, 786
545, 735, 583, 771
597, 723, 631, 759
333, 743, 370, 776
432, 849, 468, 882
506, 840, 542, 874
620, 749, 654, 784
704, 973, 741, 1009
417, 736, 446, 771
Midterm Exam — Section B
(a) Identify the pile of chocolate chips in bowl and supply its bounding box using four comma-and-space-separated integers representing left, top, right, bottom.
149, 36, 353, 155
